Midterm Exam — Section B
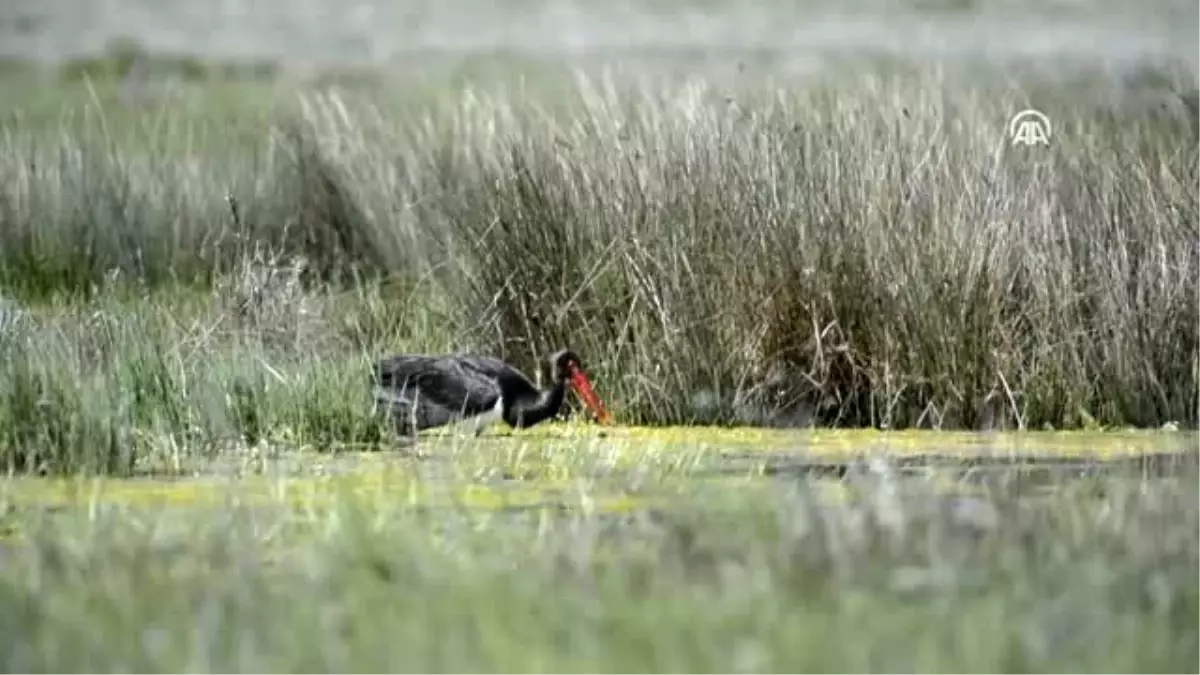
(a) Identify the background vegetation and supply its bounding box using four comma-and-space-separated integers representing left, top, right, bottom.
0, 0, 1194, 669
1, 54, 1197, 476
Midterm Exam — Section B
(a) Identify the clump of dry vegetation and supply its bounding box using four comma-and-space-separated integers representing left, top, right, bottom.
0, 65, 1196, 473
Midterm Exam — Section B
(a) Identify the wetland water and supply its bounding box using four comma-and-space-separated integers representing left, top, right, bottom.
1, 428, 1194, 517
2, 0, 1196, 75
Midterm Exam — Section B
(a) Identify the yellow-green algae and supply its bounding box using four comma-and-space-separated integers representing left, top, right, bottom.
0, 458, 656, 518
547, 424, 1197, 458
378, 425, 1199, 484
0, 426, 1191, 518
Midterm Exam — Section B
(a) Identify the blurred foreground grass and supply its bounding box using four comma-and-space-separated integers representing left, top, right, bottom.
0, 429, 1195, 672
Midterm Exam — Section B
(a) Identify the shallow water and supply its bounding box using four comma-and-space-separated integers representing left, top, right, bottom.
2, 0, 1196, 76
0, 427, 1193, 520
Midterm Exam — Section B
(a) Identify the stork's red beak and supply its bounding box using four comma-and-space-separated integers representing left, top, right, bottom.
568, 363, 612, 425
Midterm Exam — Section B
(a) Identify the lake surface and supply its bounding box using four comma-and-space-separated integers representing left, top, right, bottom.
2, 0, 1196, 77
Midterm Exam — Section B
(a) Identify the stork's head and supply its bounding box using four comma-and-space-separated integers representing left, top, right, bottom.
548, 349, 584, 382
548, 349, 611, 425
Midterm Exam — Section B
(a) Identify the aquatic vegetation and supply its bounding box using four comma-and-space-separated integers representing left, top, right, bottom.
0, 3, 1194, 668
0, 427, 1191, 522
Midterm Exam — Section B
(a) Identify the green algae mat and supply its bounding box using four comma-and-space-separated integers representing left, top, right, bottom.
1, 426, 1192, 517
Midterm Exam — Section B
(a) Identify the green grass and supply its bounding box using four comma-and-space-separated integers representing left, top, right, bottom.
0, 61, 1197, 467
0, 47, 1195, 672
0, 437, 1195, 672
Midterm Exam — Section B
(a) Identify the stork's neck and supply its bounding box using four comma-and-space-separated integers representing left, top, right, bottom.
504, 379, 567, 428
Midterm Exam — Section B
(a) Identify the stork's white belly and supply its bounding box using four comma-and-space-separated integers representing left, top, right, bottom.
419, 397, 504, 438
446, 398, 505, 437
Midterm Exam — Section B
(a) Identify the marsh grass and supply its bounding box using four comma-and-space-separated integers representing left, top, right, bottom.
0, 457, 1194, 672
0, 63, 1197, 473
0, 31, 1195, 673
0, 287, 409, 475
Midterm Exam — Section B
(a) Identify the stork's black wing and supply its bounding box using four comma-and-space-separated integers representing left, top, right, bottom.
372, 355, 507, 432
455, 356, 541, 397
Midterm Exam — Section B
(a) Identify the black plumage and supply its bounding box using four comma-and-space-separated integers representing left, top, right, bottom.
371, 350, 585, 437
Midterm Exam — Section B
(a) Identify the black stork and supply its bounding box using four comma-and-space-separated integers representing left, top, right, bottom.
371, 349, 612, 438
